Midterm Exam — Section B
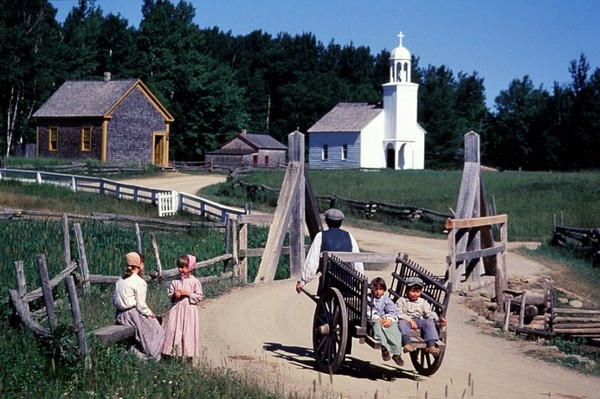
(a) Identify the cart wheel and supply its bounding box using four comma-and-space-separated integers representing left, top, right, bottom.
409, 332, 446, 376
312, 287, 348, 373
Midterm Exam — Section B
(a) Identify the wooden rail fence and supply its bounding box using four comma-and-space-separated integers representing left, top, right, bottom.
0, 168, 245, 222
6, 212, 239, 359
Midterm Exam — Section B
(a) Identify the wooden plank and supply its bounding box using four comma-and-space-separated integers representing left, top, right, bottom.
92, 324, 135, 345
237, 214, 274, 224
240, 245, 311, 258
24, 261, 79, 302
255, 162, 302, 282
552, 308, 600, 315
445, 214, 508, 230
327, 252, 398, 264
445, 244, 506, 263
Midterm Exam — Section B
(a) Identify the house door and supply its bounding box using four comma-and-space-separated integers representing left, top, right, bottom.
386, 146, 395, 168
153, 133, 167, 166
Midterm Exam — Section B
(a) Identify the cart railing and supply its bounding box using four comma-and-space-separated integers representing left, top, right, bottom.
389, 253, 452, 319
321, 252, 370, 337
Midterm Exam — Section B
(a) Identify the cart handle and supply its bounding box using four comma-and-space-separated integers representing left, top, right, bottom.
299, 286, 319, 304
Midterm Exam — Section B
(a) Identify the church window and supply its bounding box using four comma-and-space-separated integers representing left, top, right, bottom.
322, 145, 329, 160
341, 144, 348, 160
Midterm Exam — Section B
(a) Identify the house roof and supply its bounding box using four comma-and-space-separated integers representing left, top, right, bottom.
308, 102, 383, 133
238, 133, 287, 150
205, 148, 256, 156
33, 79, 174, 121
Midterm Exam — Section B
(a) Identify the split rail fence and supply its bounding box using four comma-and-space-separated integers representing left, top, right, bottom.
6, 212, 241, 361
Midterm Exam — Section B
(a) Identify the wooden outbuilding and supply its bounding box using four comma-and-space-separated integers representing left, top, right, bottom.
205, 130, 287, 169
33, 74, 174, 166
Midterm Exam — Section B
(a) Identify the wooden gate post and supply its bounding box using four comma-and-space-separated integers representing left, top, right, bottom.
288, 130, 305, 279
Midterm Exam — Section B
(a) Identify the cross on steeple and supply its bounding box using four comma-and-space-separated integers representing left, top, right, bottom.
397, 31, 405, 47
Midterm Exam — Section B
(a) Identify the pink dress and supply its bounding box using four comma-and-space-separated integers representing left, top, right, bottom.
162, 275, 203, 357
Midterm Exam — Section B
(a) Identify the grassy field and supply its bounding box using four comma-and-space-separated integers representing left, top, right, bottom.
2, 166, 600, 396
202, 168, 600, 242
0, 180, 285, 399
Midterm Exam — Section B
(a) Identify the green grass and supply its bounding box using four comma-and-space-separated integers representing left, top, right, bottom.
0, 180, 289, 399
203, 169, 600, 241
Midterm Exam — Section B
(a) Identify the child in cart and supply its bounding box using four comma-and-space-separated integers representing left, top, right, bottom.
397, 276, 447, 356
368, 277, 404, 367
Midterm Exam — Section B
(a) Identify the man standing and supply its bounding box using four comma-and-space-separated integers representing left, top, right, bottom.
295, 208, 363, 293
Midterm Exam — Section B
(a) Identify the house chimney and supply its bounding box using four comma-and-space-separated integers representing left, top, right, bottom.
241, 129, 247, 135
103, 72, 111, 82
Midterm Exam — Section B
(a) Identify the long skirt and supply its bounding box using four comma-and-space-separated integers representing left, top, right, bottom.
372, 322, 403, 355
116, 309, 165, 361
162, 300, 200, 358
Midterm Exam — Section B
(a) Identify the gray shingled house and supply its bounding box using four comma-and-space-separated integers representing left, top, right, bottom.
205, 130, 287, 168
33, 75, 174, 166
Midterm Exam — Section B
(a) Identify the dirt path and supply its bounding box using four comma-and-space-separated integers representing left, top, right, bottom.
126, 173, 598, 399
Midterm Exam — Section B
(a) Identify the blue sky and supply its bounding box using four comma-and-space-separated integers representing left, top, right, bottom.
51, 0, 600, 109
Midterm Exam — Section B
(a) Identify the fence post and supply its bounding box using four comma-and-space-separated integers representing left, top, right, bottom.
73, 223, 91, 295
150, 233, 162, 277
62, 213, 72, 272
14, 261, 30, 317
37, 254, 58, 332
135, 223, 143, 254
65, 275, 88, 362
36, 172, 42, 184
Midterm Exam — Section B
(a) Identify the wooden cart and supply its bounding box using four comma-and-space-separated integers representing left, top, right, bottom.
302, 252, 452, 376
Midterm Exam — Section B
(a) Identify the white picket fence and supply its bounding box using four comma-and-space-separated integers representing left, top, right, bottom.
157, 191, 179, 217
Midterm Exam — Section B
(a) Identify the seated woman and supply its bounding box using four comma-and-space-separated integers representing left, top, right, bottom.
113, 252, 165, 361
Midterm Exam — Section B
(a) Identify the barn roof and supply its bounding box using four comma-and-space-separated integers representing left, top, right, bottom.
238, 133, 287, 150
33, 79, 173, 121
308, 102, 383, 133
205, 148, 256, 156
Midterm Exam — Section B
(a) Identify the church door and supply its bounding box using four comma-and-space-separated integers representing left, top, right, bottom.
386, 147, 395, 168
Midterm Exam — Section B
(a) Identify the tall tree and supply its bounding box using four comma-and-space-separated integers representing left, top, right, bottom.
487, 76, 551, 170
135, 0, 248, 159
0, 0, 62, 155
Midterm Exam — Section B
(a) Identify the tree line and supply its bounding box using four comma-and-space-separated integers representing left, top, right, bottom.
1, 0, 599, 170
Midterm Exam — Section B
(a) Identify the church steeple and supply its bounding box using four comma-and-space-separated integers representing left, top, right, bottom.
389, 31, 412, 83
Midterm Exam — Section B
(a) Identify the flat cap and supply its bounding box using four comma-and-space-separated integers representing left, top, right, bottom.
324, 208, 344, 221
405, 276, 424, 287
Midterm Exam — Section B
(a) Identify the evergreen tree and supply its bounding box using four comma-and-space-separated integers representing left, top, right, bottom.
0, 0, 62, 155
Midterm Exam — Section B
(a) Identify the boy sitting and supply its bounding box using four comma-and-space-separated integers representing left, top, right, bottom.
397, 276, 447, 356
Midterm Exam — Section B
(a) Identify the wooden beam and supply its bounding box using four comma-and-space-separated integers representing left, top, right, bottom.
445, 244, 506, 263
254, 162, 302, 282
445, 214, 508, 230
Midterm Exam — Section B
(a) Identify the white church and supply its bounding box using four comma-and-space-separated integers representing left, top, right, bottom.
307, 33, 425, 170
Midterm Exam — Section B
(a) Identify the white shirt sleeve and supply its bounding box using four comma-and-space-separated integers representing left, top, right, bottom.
350, 233, 364, 274
300, 232, 323, 285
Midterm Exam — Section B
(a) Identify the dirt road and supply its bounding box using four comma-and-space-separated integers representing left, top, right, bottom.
125, 173, 598, 399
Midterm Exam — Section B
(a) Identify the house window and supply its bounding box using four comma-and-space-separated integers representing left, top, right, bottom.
81, 126, 92, 152
48, 127, 58, 151
342, 144, 348, 160
322, 145, 328, 160
253, 154, 258, 165
264, 155, 269, 165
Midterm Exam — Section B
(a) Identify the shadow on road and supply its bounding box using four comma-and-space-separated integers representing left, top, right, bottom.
263, 342, 421, 382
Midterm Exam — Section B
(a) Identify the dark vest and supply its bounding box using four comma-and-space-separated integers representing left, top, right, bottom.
321, 228, 352, 252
